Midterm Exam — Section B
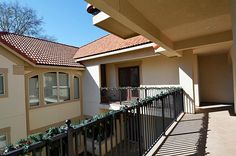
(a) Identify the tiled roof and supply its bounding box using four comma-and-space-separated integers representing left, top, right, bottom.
0, 32, 82, 68
74, 34, 151, 59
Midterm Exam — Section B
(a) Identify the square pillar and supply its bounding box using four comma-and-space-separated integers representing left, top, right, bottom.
230, 0, 236, 113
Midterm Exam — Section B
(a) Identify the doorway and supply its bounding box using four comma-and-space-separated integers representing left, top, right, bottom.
118, 66, 140, 100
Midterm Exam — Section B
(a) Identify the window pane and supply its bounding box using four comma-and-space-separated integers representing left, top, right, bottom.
29, 76, 39, 107
44, 72, 58, 104
74, 76, 79, 99
0, 134, 6, 150
59, 73, 70, 102
0, 74, 4, 95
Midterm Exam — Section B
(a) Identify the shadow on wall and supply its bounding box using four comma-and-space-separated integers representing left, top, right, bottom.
155, 113, 210, 156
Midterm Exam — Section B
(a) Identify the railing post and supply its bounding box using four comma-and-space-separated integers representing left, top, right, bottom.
136, 99, 142, 156
173, 92, 177, 120
66, 120, 74, 156
119, 88, 122, 105
145, 87, 147, 98
161, 97, 165, 134
181, 89, 184, 113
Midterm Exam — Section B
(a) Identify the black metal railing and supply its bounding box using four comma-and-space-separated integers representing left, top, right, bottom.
100, 87, 171, 105
1, 88, 184, 156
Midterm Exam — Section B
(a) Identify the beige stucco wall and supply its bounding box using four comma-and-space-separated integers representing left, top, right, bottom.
142, 55, 180, 87
82, 65, 101, 115
0, 47, 27, 144
82, 49, 198, 115
29, 101, 81, 130
199, 53, 233, 103
142, 52, 196, 113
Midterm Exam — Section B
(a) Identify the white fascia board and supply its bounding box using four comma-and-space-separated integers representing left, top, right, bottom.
93, 11, 110, 25
75, 43, 160, 62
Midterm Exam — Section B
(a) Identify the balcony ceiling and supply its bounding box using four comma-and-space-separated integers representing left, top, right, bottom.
87, 0, 232, 56
129, 0, 231, 41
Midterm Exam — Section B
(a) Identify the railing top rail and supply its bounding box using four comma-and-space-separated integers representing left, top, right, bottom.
100, 86, 179, 90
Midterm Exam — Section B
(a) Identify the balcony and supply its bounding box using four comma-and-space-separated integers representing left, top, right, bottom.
1, 88, 184, 156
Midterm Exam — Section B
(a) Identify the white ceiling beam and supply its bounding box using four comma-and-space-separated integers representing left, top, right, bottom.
174, 30, 233, 51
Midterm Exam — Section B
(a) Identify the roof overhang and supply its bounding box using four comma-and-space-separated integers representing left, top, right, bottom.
86, 0, 232, 56
75, 42, 165, 62
0, 42, 85, 70
93, 12, 138, 39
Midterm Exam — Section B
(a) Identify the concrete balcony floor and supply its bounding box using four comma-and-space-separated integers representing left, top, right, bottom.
155, 105, 236, 156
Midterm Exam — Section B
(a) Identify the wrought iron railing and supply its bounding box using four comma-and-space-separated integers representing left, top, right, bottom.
1, 88, 184, 156
100, 87, 171, 105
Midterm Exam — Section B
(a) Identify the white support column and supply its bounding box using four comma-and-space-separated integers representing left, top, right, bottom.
193, 54, 200, 107
230, 0, 236, 113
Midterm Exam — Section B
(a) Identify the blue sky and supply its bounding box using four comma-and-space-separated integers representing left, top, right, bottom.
4, 0, 108, 47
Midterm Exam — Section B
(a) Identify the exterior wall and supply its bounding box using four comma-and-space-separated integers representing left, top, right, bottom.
82, 49, 197, 115
199, 53, 233, 103
0, 46, 27, 144
142, 52, 196, 113
29, 101, 81, 131
82, 65, 101, 116
141, 55, 180, 87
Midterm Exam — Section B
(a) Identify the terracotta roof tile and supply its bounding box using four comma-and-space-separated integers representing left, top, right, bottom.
74, 34, 151, 59
0, 32, 82, 68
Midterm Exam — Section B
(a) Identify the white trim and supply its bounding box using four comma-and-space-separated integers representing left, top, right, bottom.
93, 11, 110, 25
154, 47, 166, 53
75, 43, 159, 62
34, 65, 85, 71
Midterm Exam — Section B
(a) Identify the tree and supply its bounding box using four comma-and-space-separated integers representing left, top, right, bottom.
0, 1, 56, 41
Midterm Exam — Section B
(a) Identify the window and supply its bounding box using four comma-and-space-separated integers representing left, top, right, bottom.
29, 75, 39, 107
59, 72, 70, 102
0, 74, 4, 96
0, 127, 10, 153
118, 66, 140, 100
44, 72, 58, 104
0, 69, 8, 97
0, 134, 7, 151
44, 72, 70, 104
74, 76, 80, 99
100, 64, 107, 87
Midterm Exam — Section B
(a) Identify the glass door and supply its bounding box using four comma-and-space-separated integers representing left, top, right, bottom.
118, 66, 140, 100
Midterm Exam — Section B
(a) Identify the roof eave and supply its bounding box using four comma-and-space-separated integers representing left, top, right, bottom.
75, 42, 155, 62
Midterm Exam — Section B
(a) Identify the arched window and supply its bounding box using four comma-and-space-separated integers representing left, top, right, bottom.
44, 72, 70, 104
29, 75, 39, 107
59, 72, 70, 102
0, 74, 4, 96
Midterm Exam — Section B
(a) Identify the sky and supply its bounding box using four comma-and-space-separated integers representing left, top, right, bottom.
3, 0, 108, 47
